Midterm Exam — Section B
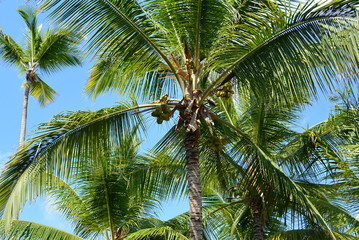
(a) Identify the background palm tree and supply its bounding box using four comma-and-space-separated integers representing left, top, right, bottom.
0, 130, 192, 240
3, 0, 359, 239
0, 6, 81, 144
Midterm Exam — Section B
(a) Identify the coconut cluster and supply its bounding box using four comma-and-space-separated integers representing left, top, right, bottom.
151, 104, 171, 124
216, 82, 234, 99
206, 135, 227, 152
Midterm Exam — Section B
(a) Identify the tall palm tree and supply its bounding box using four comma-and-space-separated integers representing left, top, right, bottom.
0, 6, 81, 144
3, 0, 359, 239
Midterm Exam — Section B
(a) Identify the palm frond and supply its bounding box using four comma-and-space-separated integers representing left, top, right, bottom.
41, 0, 182, 97
0, 220, 85, 240
17, 6, 38, 35
36, 27, 81, 74
126, 226, 188, 240
307, 195, 359, 234
203, 1, 359, 104
0, 29, 26, 67
131, 150, 188, 201
0, 102, 144, 222
18, 6, 42, 64
269, 229, 359, 240
246, 147, 336, 238
29, 76, 57, 107
86, 59, 179, 102
145, 0, 237, 60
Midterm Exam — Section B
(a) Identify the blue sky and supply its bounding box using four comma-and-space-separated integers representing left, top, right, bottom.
0, 0, 335, 235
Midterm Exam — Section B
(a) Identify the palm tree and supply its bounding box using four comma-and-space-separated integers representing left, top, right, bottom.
0, 130, 193, 240
207, 85, 359, 239
3, 0, 359, 239
0, 6, 81, 144
217, 94, 310, 239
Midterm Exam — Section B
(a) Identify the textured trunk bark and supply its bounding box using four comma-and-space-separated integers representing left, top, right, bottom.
20, 81, 31, 145
184, 129, 203, 240
252, 203, 264, 240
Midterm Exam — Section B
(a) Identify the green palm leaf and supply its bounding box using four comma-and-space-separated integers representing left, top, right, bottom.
41, 0, 182, 97
252, 147, 336, 239
0, 220, 85, 240
29, 76, 57, 107
36, 27, 81, 73
0, 29, 26, 67
202, 1, 359, 103
269, 229, 359, 240
126, 226, 188, 240
0, 102, 144, 222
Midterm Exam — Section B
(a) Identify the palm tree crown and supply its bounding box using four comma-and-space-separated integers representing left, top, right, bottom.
0, 5, 81, 144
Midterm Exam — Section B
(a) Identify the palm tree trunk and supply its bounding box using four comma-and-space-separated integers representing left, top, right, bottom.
20, 81, 30, 145
184, 129, 203, 240
251, 203, 264, 240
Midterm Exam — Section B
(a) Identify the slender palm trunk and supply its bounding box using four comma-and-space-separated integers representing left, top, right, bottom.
251, 203, 264, 240
19, 81, 31, 145
184, 129, 203, 240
